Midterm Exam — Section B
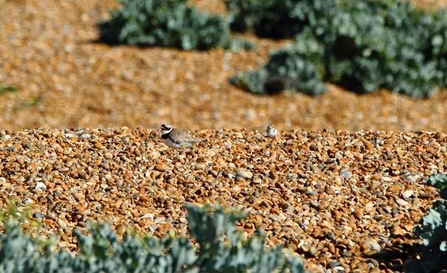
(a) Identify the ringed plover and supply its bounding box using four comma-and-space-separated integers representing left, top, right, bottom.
161, 124, 204, 148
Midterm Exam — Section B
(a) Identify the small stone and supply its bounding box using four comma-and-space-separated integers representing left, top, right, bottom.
401, 171, 421, 183
14, 186, 25, 193
396, 198, 409, 207
288, 173, 298, 180
155, 164, 169, 172
140, 213, 154, 220
35, 182, 47, 190
369, 180, 381, 191
194, 163, 206, 170
252, 177, 262, 184
116, 224, 126, 236
419, 191, 434, 199
58, 219, 67, 230
375, 138, 385, 145
391, 226, 406, 236
23, 198, 34, 205
309, 246, 318, 257
353, 208, 364, 220
33, 211, 45, 219
328, 261, 341, 269
209, 170, 218, 177
80, 133, 91, 139
94, 142, 105, 149
402, 190, 413, 199
380, 176, 392, 182
365, 239, 381, 252
340, 169, 352, 180
236, 169, 253, 180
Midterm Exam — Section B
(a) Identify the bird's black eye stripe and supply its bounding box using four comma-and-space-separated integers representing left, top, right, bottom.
161, 124, 172, 130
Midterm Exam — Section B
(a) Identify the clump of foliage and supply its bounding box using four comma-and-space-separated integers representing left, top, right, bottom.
224, 0, 322, 39
231, 29, 325, 95
0, 84, 18, 95
98, 0, 254, 51
410, 173, 447, 272
226, 0, 447, 98
0, 203, 305, 272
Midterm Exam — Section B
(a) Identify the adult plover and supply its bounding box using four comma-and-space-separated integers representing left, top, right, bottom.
265, 124, 279, 138
161, 124, 204, 148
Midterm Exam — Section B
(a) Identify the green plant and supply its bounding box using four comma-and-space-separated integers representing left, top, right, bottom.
186, 204, 304, 272
411, 173, 447, 272
99, 0, 254, 51
425, 173, 447, 199
230, 29, 326, 95
0, 203, 305, 272
13, 96, 42, 112
225, 0, 316, 39
0, 85, 18, 95
226, 0, 447, 97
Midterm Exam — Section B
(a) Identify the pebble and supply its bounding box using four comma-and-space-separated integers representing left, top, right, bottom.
402, 190, 414, 199
236, 169, 253, 180
340, 169, 352, 180
365, 239, 381, 252
35, 182, 47, 190
33, 211, 45, 219
80, 133, 91, 139
14, 186, 25, 193
23, 197, 34, 205
353, 208, 364, 220
58, 219, 68, 230
155, 164, 169, 172
116, 224, 126, 236
396, 198, 409, 207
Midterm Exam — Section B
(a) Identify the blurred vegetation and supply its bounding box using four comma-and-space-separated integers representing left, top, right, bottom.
0, 85, 18, 95
98, 0, 447, 97
226, 0, 447, 97
98, 0, 254, 51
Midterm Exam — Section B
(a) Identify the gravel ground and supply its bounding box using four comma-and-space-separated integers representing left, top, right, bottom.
1, 0, 447, 272
0, 128, 445, 272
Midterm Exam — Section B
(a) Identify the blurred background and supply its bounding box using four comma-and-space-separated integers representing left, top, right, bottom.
0, 0, 446, 132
